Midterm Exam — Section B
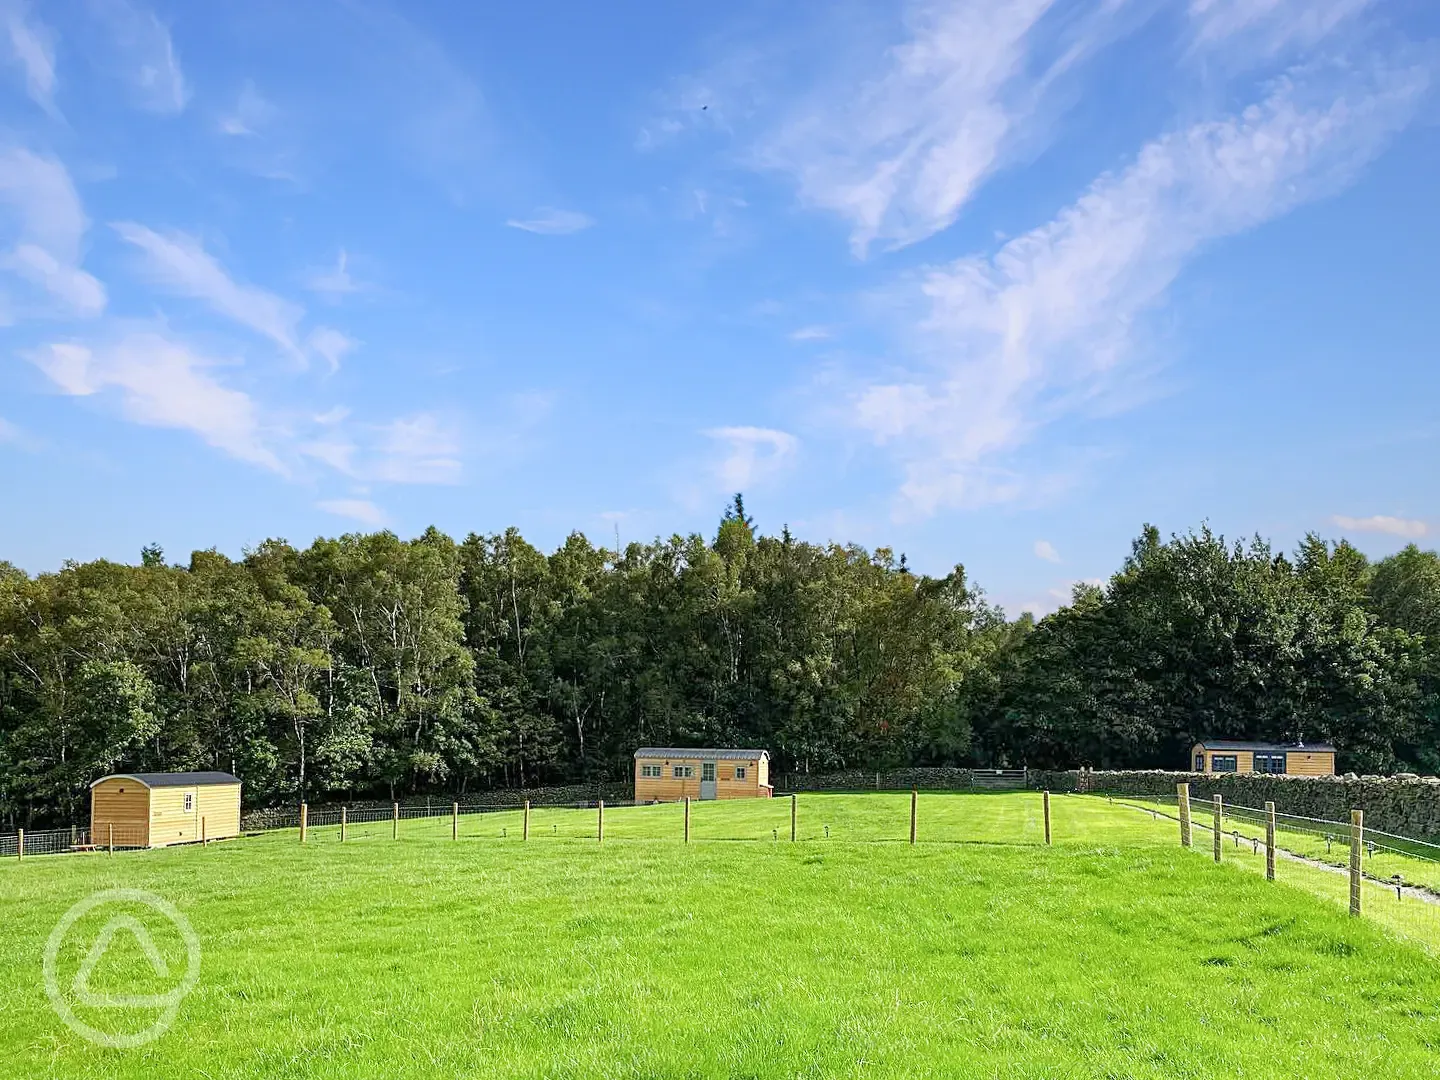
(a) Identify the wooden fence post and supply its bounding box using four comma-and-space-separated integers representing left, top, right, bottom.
340, 806, 347, 843
790, 794, 797, 842
1350, 809, 1363, 916
452, 802, 459, 841
684, 796, 690, 844
70, 824, 77, 849
201, 817, 207, 846
910, 788, 918, 845
523, 800, 530, 841
597, 800, 605, 844
299, 803, 308, 844
1212, 795, 1222, 863
1043, 790, 1052, 846
15, 829, 21, 860
1177, 783, 1192, 848
1265, 801, 1276, 881
393, 802, 399, 840
108, 823, 114, 855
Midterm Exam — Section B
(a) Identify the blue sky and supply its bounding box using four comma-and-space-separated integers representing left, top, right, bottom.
1, 0, 1437, 616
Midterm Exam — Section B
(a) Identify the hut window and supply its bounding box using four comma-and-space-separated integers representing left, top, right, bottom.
1210, 755, 1238, 773
183, 793, 194, 812
1254, 753, 1286, 774
735, 766, 747, 780
1193, 753, 1204, 772
672, 765, 693, 779
640, 764, 662, 778
702, 763, 716, 782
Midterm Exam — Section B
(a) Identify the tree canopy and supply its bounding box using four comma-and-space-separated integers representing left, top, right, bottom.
2, 510, 1436, 826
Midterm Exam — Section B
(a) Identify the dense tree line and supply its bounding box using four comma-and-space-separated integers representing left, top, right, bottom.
2, 498, 1437, 826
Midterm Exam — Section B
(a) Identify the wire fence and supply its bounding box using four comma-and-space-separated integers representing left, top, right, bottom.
6, 786, 1440, 953
1106, 787, 1440, 952
0, 821, 153, 857
0, 791, 1066, 853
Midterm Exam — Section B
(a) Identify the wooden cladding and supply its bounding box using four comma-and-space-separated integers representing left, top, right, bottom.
90, 776, 242, 849
634, 754, 771, 801
1191, 744, 1335, 777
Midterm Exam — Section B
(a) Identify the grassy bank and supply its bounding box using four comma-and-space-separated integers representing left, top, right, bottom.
3, 794, 1438, 1079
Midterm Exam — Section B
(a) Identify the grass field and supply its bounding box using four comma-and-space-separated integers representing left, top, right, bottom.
4, 793, 1440, 1079
1108, 795, 1440, 943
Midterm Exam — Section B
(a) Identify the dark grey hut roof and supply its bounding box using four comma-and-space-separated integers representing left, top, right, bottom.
633, 748, 769, 760
1194, 741, 1336, 753
91, 771, 242, 788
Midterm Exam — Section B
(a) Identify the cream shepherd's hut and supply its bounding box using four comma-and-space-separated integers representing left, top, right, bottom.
90, 771, 242, 848
1189, 741, 1336, 777
634, 748, 771, 801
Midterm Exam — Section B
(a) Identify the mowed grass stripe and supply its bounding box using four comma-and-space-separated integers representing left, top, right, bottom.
317, 792, 1182, 846
2, 794, 1438, 1079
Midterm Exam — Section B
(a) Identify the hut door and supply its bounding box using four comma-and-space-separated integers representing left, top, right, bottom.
700, 762, 717, 800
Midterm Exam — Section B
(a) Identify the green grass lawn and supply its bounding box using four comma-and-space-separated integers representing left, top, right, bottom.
4, 793, 1440, 1079
334, 790, 1184, 847
1109, 795, 1440, 942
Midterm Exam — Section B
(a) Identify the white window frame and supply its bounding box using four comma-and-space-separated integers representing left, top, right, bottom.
734, 766, 747, 780
672, 765, 694, 779
640, 764, 662, 779
183, 792, 195, 812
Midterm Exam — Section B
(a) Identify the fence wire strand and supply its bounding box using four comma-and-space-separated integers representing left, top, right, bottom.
6, 786, 1440, 953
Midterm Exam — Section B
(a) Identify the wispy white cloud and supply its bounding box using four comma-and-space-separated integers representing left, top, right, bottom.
0, 415, 35, 449
655, 0, 1367, 262
90, 0, 187, 114
305, 249, 366, 299
302, 412, 464, 486
112, 223, 305, 357
788, 325, 833, 342
27, 333, 284, 471
0, 147, 107, 318
372, 414, 463, 484
27, 326, 460, 487
1331, 514, 1428, 539
505, 208, 595, 235
2, 0, 57, 115
218, 79, 276, 137
298, 437, 353, 475
753, 0, 1142, 257
635, 45, 768, 151
850, 62, 1429, 516
307, 326, 356, 373
704, 425, 799, 490
317, 498, 387, 526
1034, 539, 1060, 563
1189, 0, 1373, 56
2, 243, 108, 319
